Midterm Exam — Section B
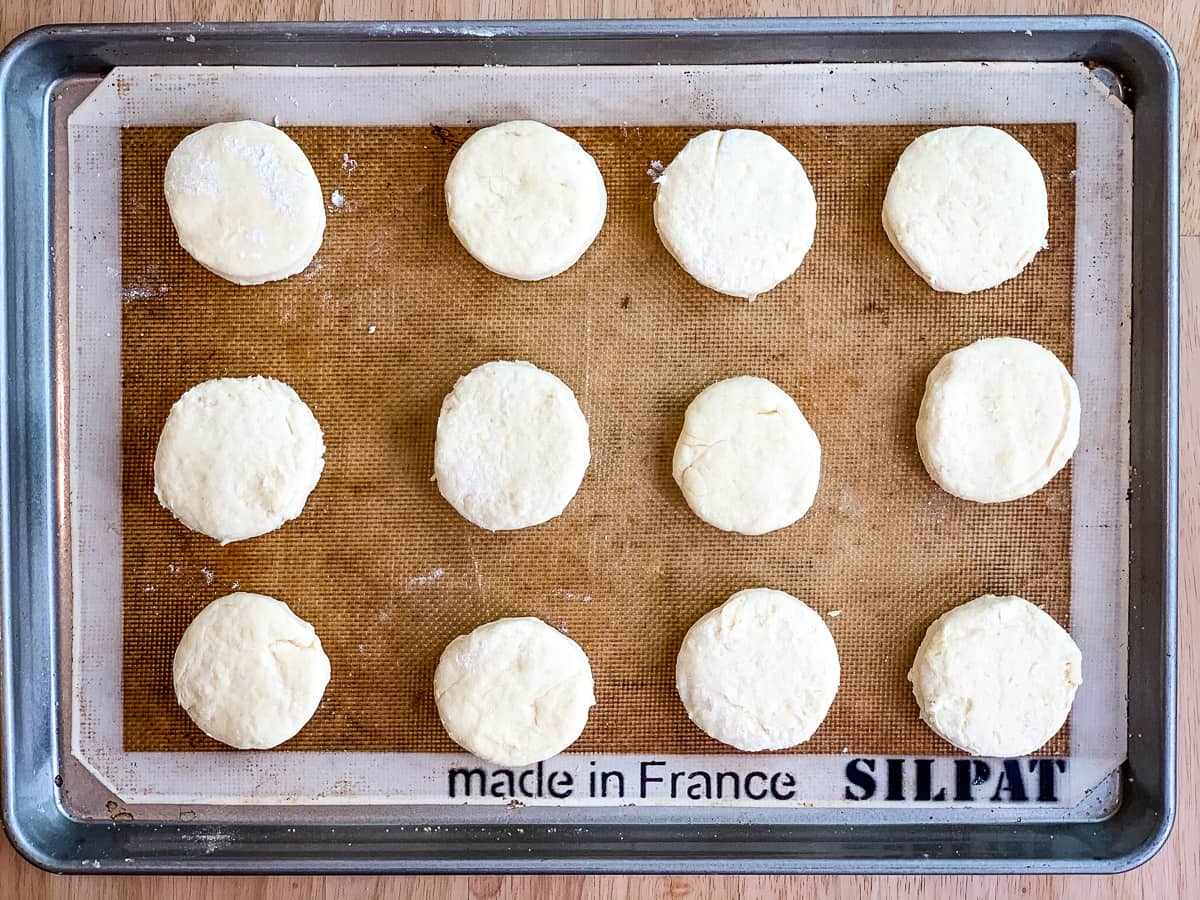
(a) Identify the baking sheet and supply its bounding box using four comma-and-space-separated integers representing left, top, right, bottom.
67, 63, 1130, 811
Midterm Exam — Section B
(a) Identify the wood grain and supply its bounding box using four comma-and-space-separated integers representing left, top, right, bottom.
1, 2, 1196, 898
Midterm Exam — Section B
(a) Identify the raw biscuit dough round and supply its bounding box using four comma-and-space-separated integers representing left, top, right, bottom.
434, 617, 596, 766
882, 125, 1049, 293
444, 120, 607, 280
673, 376, 821, 535
908, 594, 1082, 757
653, 129, 817, 299
434, 361, 590, 531
916, 337, 1080, 503
164, 120, 326, 285
676, 588, 840, 752
154, 376, 326, 544
173, 591, 331, 749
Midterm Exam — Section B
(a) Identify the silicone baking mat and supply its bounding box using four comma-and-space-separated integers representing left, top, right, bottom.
118, 121, 1076, 757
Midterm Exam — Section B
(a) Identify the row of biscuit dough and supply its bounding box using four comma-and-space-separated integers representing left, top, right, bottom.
163, 120, 1048, 298
169, 584, 1081, 766
150, 336, 1079, 550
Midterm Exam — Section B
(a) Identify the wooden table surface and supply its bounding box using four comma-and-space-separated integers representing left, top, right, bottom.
1, 1, 1196, 897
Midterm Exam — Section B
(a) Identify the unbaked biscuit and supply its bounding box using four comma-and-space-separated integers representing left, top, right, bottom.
164, 120, 325, 284
676, 588, 840, 752
434, 361, 590, 531
173, 591, 331, 749
673, 376, 821, 534
434, 617, 595, 766
909, 594, 1082, 757
882, 125, 1048, 293
445, 120, 607, 280
653, 129, 817, 300
916, 337, 1079, 503
154, 376, 326, 544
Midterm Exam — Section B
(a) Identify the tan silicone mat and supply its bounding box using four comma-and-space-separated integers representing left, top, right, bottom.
120, 123, 1076, 755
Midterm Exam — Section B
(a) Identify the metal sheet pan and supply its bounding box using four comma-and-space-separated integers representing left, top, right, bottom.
0, 17, 1178, 874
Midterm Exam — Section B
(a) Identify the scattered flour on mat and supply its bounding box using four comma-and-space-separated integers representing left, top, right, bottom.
199, 567, 215, 586
827, 609, 843, 618
552, 588, 592, 602
367, 325, 377, 335
646, 159, 665, 183
406, 568, 445, 590
122, 282, 170, 300
342, 153, 358, 174
836, 489, 869, 518
1045, 490, 1070, 513
918, 493, 950, 526
330, 190, 346, 208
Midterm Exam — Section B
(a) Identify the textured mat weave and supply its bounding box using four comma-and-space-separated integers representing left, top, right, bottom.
120, 122, 1075, 755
